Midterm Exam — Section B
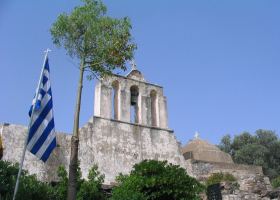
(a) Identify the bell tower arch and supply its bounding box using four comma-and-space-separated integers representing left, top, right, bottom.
94, 64, 168, 129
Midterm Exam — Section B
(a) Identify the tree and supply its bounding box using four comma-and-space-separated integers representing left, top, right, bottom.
219, 134, 231, 154
50, 0, 136, 199
234, 144, 269, 166
110, 160, 204, 200
255, 129, 278, 147
218, 130, 280, 179
231, 132, 256, 152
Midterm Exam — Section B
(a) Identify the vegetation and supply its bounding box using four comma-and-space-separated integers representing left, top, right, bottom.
1, 160, 205, 200
52, 166, 68, 200
0, 161, 54, 200
110, 160, 204, 200
219, 130, 280, 179
77, 165, 106, 200
0, 160, 105, 200
50, 0, 136, 199
271, 176, 280, 189
50, 164, 105, 200
206, 173, 237, 186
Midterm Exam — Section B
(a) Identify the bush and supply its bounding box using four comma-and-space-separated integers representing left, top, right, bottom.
51, 166, 68, 200
110, 160, 204, 200
206, 172, 237, 186
272, 176, 280, 188
0, 160, 106, 200
0, 160, 55, 200
77, 165, 106, 200
0, 161, 19, 199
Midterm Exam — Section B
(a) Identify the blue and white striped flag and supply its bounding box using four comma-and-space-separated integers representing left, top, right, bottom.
27, 57, 56, 162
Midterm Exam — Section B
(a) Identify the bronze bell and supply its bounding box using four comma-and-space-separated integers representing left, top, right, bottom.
131, 90, 138, 105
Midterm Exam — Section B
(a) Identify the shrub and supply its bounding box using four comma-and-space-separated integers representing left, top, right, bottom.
51, 166, 68, 200
110, 160, 204, 200
272, 176, 280, 188
77, 165, 106, 200
0, 161, 105, 200
206, 172, 237, 186
0, 160, 55, 200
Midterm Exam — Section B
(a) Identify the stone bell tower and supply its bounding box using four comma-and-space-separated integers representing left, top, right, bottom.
93, 64, 168, 129
82, 64, 186, 183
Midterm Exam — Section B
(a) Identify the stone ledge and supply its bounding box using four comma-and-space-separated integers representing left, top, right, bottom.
89, 116, 174, 133
112, 73, 163, 88
190, 159, 263, 174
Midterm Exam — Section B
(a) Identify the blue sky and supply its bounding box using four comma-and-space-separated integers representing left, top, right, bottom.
0, 0, 280, 145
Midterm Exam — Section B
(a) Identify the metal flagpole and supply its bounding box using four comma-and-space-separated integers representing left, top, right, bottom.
0, 123, 5, 160
12, 49, 51, 200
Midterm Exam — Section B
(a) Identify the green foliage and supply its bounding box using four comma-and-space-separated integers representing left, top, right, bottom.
0, 161, 106, 200
16, 175, 54, 200
51, 166, 68, 200
110, 160, 204, 200
206, 173, 237, 186
0, 161, 19, 199
52, 164, 104, 200
0, 160, 54, 200
234, 144, 269, 166
0, 161, 18, 199
218, 130, 280, 179
50, 0, 136, 78
77, 165, 106, 200
231, 132, 256, 151
271, 176, 280, 188
219, 134, 231, 154
111, 187, 147, 200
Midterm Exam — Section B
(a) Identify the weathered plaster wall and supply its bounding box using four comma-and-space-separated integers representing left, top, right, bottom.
1, 124, 71, 182
1, 118, 187, 184
80, 116, 186, 184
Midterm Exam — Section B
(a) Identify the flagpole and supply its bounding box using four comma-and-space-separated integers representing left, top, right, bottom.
12, 49, 51, 200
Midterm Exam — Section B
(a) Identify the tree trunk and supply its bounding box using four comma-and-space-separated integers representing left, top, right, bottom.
67, 61, 84, 200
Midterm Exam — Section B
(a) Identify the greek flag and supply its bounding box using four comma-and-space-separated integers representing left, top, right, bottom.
27, 57, 56, 162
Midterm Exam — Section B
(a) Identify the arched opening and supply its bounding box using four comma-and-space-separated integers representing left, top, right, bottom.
111, 80, 119, 120
130, 85, 139, 123
150, 90, 158, 126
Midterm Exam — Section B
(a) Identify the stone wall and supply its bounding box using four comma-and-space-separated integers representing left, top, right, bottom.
1, 122, 273, 199
189, 160, 263, 179
221, 183, 278, 200
187, 159, 272, 195
1, 117, 187, 184
1, 123, 70, 181
79, 116, 186, 184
